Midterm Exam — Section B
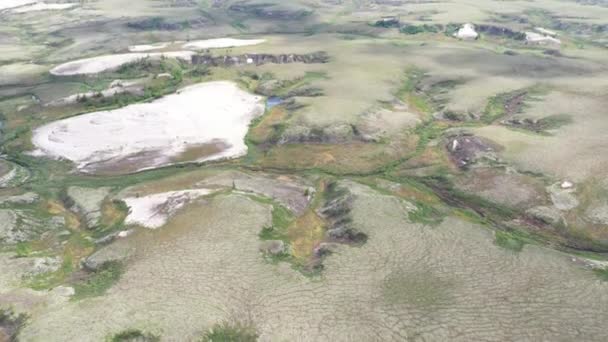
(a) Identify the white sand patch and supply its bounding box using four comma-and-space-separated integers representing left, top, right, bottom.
128, 42, 169, 52
534, 27, 557, 37
124, 189, 214, 228
0, 0, 36, 11
31, 81, 265, 173
12, 2, 76, 12
182, 38, 265, 50
46, 80, 140, 106
454, 23, 478, 40
50, 51, 195, 76
525, 32, 561, 46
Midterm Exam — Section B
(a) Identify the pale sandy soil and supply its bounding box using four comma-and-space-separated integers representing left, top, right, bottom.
182, 38, 266, 50
31, 81, 265, 173
49, 51, 195, 76
127, 42, 169, 52
11, 2, 76, 13
123, 189, 215, 229
0, 0, 36, 10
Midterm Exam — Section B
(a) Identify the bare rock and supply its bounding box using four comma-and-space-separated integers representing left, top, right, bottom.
313, 242, 340, 257
84, 241, 134, 271
67, 186, 111, 228
0, 192, 39, 205
585, 204, 608, 225
526, 206, 563, 225
548, 183, 579, 211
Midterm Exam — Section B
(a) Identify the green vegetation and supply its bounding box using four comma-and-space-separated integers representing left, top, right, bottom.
199, 322, 258, 342
408, 202, 444, 226
400, 24, 442, 35
481, 88, 546, 124
397, 67, 432, 115
593, 268, 608, 281
108, 329, 160, 342
258, 204, 294, 241
494, 230, 525, 252
73, 261, 125, 300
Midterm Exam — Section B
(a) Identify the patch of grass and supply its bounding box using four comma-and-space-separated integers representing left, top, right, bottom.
413, 121, 445, 153
72, 261, 124, 300
247, 106, 288, 146
199, 322, 258, 342
400, 24, 442, 35
27, 256, 74, 291
494, 230, 525, 252
397, 68, 432, 115
593, 268, 608, 281
94, 199, 129, 238
108, 329, 160, 342
408, 202, 445, 226
14, 241, 34, 258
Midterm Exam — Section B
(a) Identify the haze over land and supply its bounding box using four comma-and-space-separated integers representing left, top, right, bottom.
1, 0, 608, 341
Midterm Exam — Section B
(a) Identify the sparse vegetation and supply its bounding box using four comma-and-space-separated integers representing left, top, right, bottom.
72, 261, 124, 300
108, 329, 160, 342
494, 230, 525, 252
594, 268, 608, 281
199, 322, 258, 342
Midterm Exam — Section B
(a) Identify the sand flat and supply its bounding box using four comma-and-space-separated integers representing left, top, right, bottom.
31, 81, 264, 174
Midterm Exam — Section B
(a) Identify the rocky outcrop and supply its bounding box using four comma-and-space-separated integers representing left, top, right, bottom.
279, 124, 356, 145
191, 52, 330, 67
0, 209, 64, 244
66, 186, 111, 229
229, 2, 311, 20
446, 134, 498, 169
317, 182, 367, 245
476, 24, 526, 40
83, 240, 134, 271
526, 206, 563, 225
0, 192, 39, 205
548, 183, 579, 211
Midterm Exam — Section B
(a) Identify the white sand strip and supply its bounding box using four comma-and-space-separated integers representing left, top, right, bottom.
50, 51, 195, 76
128, 43, 170, 52
182, 38, 265, 50
12, 2, 76, 12
0, 0, 36, 11
124, 189, 215, 228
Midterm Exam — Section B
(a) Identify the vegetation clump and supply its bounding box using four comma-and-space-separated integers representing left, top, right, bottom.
494, 230, 526, 252
594, 268, 608, 282
408, 202, 445, 226
199, 322, 258, 342
108, 329, 160, 342
73, 261, 125, 300
400, 24, 442, 35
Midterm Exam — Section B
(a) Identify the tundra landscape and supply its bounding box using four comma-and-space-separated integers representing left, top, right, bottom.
1, 0, 608, 341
